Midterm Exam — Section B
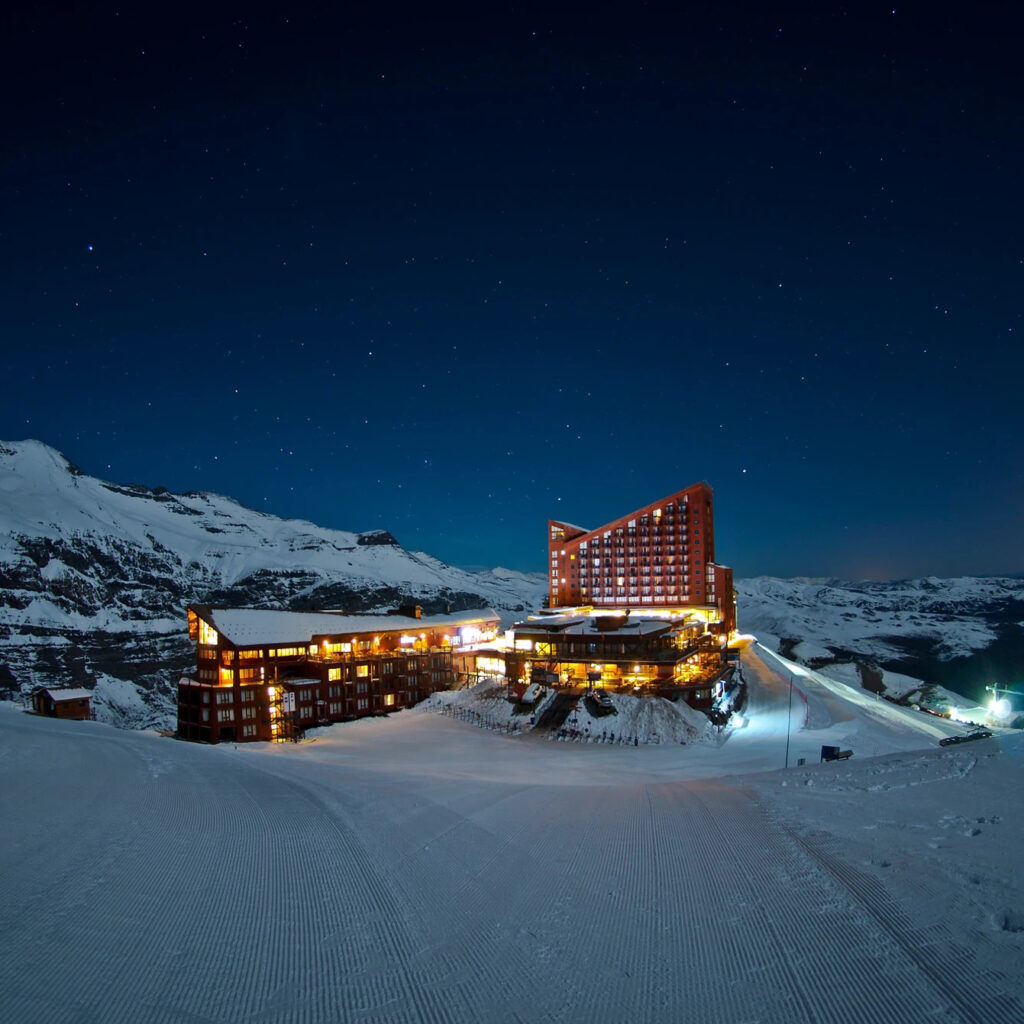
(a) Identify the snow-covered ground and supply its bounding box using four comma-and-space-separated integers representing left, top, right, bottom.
413, 676, 716, 747
2, 643, 1021, 1023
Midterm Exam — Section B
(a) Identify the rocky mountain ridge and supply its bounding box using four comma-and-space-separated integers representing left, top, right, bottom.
0, 440, 546, 727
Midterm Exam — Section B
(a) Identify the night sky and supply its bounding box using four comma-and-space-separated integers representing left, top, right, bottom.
3, 3, 1021, 579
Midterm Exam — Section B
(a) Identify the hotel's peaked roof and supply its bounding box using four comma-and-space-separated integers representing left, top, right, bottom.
550, 482, 711, 541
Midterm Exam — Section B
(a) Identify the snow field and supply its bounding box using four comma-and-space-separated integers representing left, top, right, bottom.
1, 640, 1021, 1023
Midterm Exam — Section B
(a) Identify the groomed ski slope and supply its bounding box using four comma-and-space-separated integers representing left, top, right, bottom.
2, 644, 1021, 1023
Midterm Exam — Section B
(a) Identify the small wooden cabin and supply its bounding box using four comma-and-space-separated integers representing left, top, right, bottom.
32, 687, 93, 720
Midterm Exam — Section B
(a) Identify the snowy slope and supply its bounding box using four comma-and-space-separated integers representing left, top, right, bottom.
2, 645, 1020, 1023
0, 440, 545, 725
737, 575, 1024, 704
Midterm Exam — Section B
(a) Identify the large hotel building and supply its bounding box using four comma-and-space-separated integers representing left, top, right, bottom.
547, 481, 735, 631
498, 483, 738, 708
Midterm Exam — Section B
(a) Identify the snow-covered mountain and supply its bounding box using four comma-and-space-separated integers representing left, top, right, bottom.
4, 439, 1021, 729
0, 440, 546, 727
737, 576, 1024, 705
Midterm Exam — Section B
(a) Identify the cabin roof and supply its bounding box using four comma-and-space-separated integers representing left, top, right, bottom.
42, 687, 92, 701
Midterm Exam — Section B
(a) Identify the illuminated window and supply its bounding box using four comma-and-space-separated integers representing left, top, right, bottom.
384, 694, 395, 707
238, 649, 260, 660
239, 667, 258, 681
328, 668, 342, 681
221, 650, 235, 664
357, 665, 369, 677
535, 642, 553, 656
199, 620, 218, 646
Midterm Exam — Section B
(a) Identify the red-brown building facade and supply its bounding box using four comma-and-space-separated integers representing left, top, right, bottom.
547, 482, 735, 633
177, 605, 500, 744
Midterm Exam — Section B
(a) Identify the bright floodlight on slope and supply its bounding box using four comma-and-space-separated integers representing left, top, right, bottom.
990, 697, 1011, 717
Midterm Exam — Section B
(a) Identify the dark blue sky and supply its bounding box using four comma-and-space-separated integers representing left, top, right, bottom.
3, 3, 1021, 578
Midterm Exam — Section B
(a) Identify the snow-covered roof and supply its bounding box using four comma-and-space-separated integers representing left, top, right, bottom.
514, 615, 674, 638
513, 615, 589, 631
42, 687, 91, 701
564, 619, 672, 637
196, 607, 500, 647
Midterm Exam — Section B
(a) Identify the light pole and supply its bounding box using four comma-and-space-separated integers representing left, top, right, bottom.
985, 684, 1021, 719
784, 669, 794, 769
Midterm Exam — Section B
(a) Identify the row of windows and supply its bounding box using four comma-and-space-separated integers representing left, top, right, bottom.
579, 567, 702, 577
218, 642, 461, 663
190, 688, 436, 732
583, 588, 703, 597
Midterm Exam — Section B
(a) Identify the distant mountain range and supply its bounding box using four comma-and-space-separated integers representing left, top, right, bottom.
2, 440, 1021, 728
736, 576, 1024, 706
0, 440, 546, 727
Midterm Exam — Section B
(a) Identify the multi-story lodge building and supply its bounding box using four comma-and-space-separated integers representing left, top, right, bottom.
505, 610, 728, 709
177, 605, 500, 744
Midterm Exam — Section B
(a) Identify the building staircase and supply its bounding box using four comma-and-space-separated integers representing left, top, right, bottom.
534, 691, 579, 732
